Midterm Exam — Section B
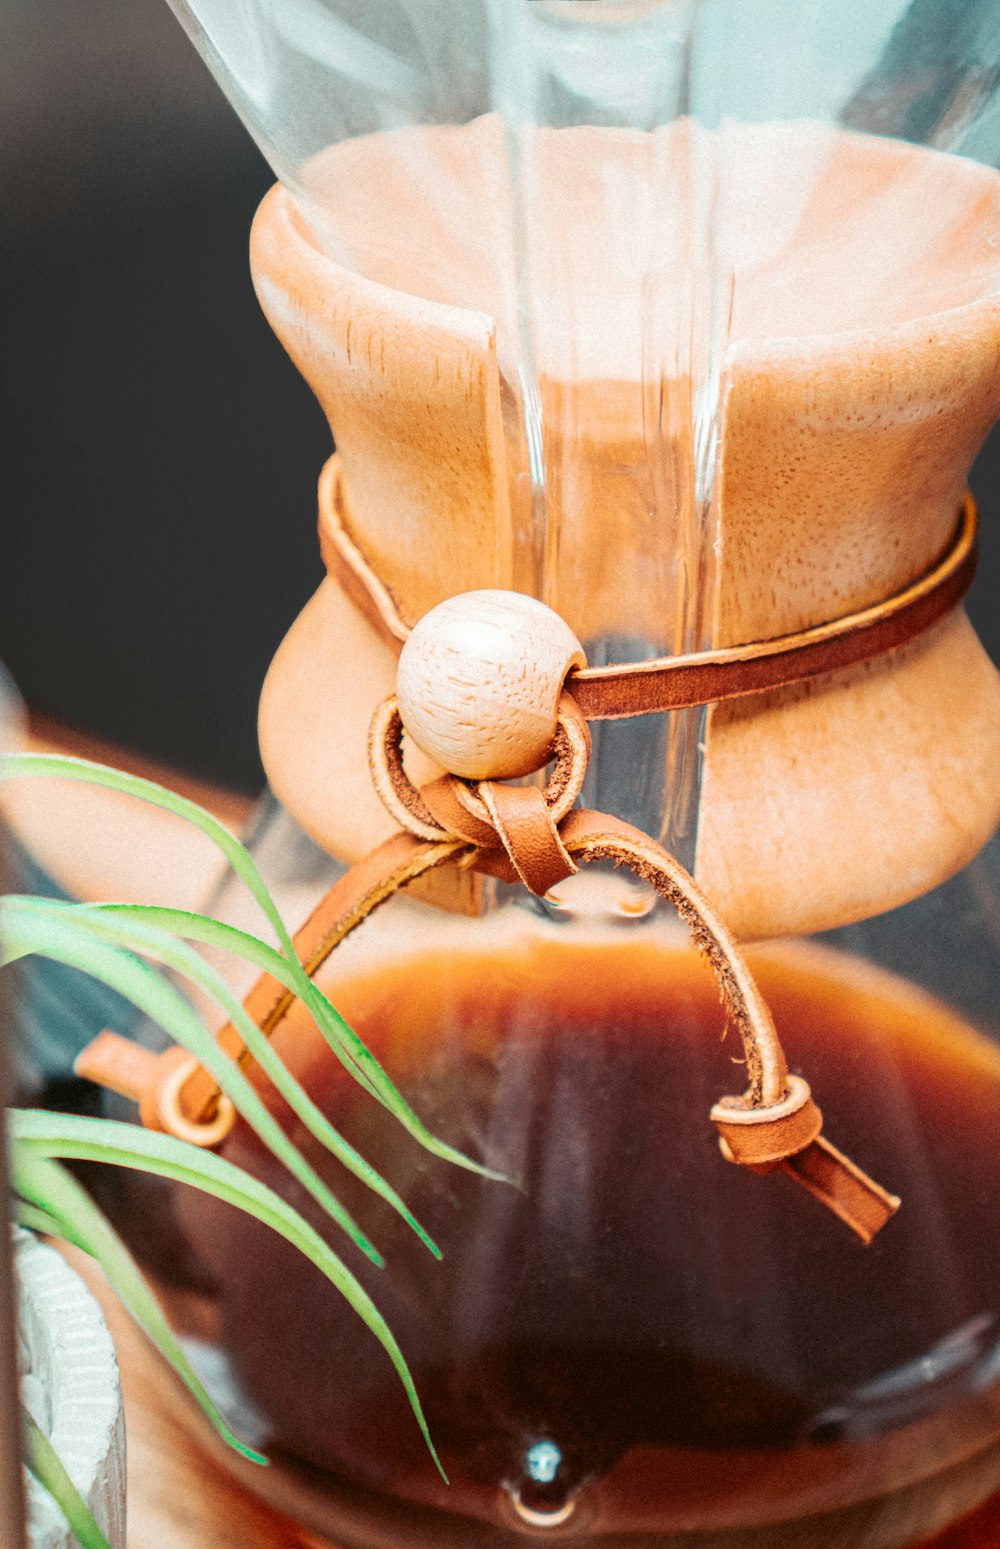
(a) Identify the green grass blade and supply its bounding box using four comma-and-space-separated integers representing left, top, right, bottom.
0, 902, 383, 1266
14, 1198, 92, 1254
99, 904, 382, 1100
10, 1113, 444, 1479
92, 903, 507, 1182
0, 751, 296, 953
14, 1150, 265, 1464
0, 753, 500, 1181
10, 896, 439, 1259
22, 1405, 114, 1549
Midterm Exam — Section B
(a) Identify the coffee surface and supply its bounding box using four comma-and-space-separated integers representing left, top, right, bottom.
186, 935, 1000, 1533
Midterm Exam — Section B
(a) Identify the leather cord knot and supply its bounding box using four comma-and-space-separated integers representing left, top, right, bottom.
711, 1076, 899, 1244
367, 699, 901, 1243
368, 691, 590, 897
76, 782, 901, 1241
711, 1074, 822, 1170
75, 463, 920, 1246
369, 669, 886, 1240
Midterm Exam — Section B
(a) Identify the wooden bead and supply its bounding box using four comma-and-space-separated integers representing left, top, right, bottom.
396, 590, 586, 779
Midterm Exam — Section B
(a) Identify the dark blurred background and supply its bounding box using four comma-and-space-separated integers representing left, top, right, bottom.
1, 0, 998, 796
0, 0, 329, 794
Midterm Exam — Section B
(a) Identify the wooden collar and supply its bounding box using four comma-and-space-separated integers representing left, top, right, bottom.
318, 453, 978, 719
79, 451, 949, 1247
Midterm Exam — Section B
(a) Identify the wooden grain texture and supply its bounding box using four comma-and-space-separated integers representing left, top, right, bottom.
396, 589, 585, 780
252, 123, 1000, 942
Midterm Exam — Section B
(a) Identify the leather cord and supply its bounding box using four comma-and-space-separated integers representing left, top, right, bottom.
318, 453, 978, 718
77, 780, 900, 1241
479, 781, 578, 896
369, 692, 592, 851
76, 455, 922, 1244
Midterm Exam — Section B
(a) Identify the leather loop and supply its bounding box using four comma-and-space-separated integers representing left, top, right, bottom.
145, 1049, 236, 1149
479, 782, 578, 896
712, 1077, 899, 1244
369, 692, 591, 848
368, 696, 444, 841
454, 695, 591, 827
368, 689, 587, 894
711, 1074, 822, 1168
75, 1034, 236, 1148
76, 810, 899, 1240
319, 452, 978, 717
421, 776, 498, 847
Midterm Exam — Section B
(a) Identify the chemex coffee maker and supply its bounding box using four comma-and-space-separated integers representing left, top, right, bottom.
78, 3, 1000, 1547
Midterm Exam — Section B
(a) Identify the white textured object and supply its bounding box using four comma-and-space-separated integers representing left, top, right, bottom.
396, 589, 586, 779
16, 1231, 126, 1549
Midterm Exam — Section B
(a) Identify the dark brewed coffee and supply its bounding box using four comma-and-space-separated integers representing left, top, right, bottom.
181, 934, 1000, 1546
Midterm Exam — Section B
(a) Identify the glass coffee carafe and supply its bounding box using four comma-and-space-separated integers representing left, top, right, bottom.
101, 3, 1000, 1546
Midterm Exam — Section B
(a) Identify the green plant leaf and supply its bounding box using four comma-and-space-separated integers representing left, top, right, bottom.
0, 752, 374, 1092
91, 902, 504, 1180
14, 1150, 265, 1464
96, 905, 383, 1100
14, 1198, 91, 1255
0, 751, 297, 950
10, 1112, 444, 1479
0, 753, 501, 1182
0, 902, 383, 1267
22, 1405, 114, 1549
7, 895, 441, 1259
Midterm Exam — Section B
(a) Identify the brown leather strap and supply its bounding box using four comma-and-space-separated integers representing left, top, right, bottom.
369, 692, 591, 850
266, 808, 786, 1107
319, 453, 978, 718
177, 830, 465, 1123
711, 1077, 898, 1245
711, 1074, 822, 1165
75, 1036, 236, 1148
420, 775, 498, 847
479, 781, 578, 896
77, 453, 909, 1239
475, 807, 900, 1241
76, 831, 466, 1137
784, 1136, 900, 1246
318, 455, 409, 647
551, 810, 791, 1106
75, 798, 898, 1239
186, 811, 790, 1105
